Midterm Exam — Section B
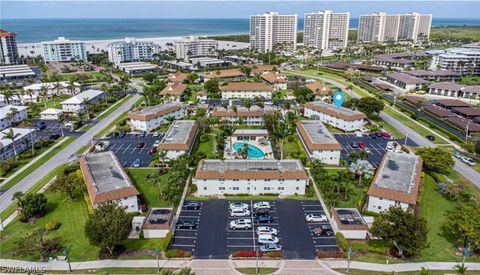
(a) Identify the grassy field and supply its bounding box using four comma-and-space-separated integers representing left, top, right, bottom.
49, 267, 176, 274
431, 26, 480, 42
236, 267, 279, 274
0, 137, 74, 191
126, 168, 171, 208
96, 94, 132, 120
282, 134, 310, 165
94, 111, 128, 138
196, 133, 216, 159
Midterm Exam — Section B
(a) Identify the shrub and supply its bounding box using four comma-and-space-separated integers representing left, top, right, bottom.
291, 152, 300, 159
200, 134, 210, 142
266, 251, 283, 258
165, 249, 191, 258
161, 232, 172, 252
430, 172, 447, 183
260, 193, 279, 196
224, 193, 250, 197
232, 250, 263, 258
336, 232, 348, 252
287, 136, 295, 142
317, 250, 346, 258
189, 184, 198, 194
44, 220, 61, 231
351, 241, 369, 253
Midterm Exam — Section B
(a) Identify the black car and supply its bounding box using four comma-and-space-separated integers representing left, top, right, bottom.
176, 220, 198, 229
118, 131, 126, 138
351, 142, 359, 148
183, 201, 201, 210
254, 214, 273, 223
36, 123, 46, 130
369, 133, 378, 139
426, 135, 435, 141
313, 225, 334, 236
375, 132, 383, 138
253, 208, 269, 216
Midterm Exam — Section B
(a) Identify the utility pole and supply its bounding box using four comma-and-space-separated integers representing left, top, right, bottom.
465, 123, 469, 142
155, 244, 160, 273
346, 245, 352, 274
64, 246, 72, 272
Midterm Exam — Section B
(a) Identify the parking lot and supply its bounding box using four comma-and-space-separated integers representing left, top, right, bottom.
30, 119, 83, 140
171, 199, 339, 259
100, 133, 162, 167
334, 133, 416, 167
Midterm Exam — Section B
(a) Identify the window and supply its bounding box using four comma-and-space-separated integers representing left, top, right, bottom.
233, 187, 239, 191
219, 187, 226, 191
296, 187, 299, 190
203, 187, 207, 190
247, 187, 250, 190
377, 206, 382, 210
264, 187, 271, 191
278, 187, 284, 191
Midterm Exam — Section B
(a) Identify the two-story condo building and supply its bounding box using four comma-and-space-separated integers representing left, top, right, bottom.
0, 128, 36, 161
303, 101, 367, 131
193, 159, 309, 196
158, 120, 198, 160
260, 72, 288, 90
0, 105, 28, 130
128, 103, 187, 132
210, 105, 275, 125
160, 82, 188, 102
366, 152, 422, 213
220, 82, 274, 99
61, 89, 107, 113
80, 151, 140, 213
296, 120, 342, 165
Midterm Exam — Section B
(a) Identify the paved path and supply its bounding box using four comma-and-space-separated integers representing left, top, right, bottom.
1, 258, 478, 274
0, 93, 140, 213
288, 70, 480, 188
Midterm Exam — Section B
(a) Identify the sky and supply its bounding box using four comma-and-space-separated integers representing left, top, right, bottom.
1, 1, 480, 19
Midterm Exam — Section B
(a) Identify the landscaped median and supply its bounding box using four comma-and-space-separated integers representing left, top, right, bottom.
0, 137, 74, 192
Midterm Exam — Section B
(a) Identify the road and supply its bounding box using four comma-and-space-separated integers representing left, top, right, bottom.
0, 88, 141, 213
288, 70, 480, 188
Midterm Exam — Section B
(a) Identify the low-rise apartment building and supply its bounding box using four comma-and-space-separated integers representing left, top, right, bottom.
220, 82, 274, 99
260, 72, 288, 90
61, 89, 107, 113
193, 159, 309, 196
0, 128, 36, 161
404, 70, 460, 82
296, 120, 342, 165
210, 105, 275, 125
386, 72, 428, 91
158, 120, 198, 159
201, 69, 245, 82
128, 103, 187, 132
366, 152, 422, 213
428, 82, 480, 100
0, 105, 28, 130
40, 108, 64, 120
80, 151, 140, 212
303, 101, 366, 131
159, 82, 188, 102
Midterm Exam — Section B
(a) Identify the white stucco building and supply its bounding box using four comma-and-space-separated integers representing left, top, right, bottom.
250, 12, 298, 52
331, 208, 369, 240
0, 105, 28, 131
61, 89, 107, 113
366, 152, 423, 213
296, 120, 342, 165
0, 127, 36, 161
0, 29, 20, 65
220, 82, 274, 99
175, 36, 218, 62
210, 105, 275, 125
158, 120, 198, 160
127, 103, 187, 132
42, 37, 87, 62
80, 151, 140, 213
303, 101, 367, 131
107, 38, 160, 65
40, 108, 64, 120
303, 10, 350, 50
193, 159, 309, 196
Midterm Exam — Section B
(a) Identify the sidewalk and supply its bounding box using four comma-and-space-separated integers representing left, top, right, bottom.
323, 259, 480, 272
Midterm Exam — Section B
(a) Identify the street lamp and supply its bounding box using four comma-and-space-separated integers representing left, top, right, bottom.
63, 246, 72, 272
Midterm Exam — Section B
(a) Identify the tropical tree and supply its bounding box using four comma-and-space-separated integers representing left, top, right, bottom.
39, 84, 49, 108
2, 128, 21, 159
416, 147, 454, 173
158, 150, 168, 173
454, 263, 468, 275
1, 89, 16, 105
5, 108, 20, 126
348, 159, 374, 186
12, 191, 48, 222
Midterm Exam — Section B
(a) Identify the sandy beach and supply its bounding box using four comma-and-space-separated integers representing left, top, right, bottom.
17, 35, 250, 57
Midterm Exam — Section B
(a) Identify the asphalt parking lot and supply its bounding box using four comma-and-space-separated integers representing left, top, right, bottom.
30, 119, 83, 140
334, 133, 416, 167
171, 199, 339, 259
100, 133, 162, 167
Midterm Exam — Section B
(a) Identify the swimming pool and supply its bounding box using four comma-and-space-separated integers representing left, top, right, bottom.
232, 143, 265, 159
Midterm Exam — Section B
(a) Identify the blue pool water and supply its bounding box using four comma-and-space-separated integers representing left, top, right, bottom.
232, 143, 265, 159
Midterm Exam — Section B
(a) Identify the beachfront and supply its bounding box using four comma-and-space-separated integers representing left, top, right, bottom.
17, 36, 250, 57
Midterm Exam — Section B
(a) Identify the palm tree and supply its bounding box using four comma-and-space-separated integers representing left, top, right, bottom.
158, 150, 168, 173
1, 89, 15, 105
454, 263, 468, 275
348, 159, 374, 186
2, 128, 22, 160
67, 80, 77, 95
39, 84, 49, 108
53, 81, 62, 96
6, 108, 19, 126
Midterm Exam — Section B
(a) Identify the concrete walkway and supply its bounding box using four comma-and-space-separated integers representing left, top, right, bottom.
1, 258, 478, 274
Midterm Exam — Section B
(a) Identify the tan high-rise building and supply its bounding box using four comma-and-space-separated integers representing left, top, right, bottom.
250, 12, 297, 53
359, 12, 431, 43
303, 10, 350, 50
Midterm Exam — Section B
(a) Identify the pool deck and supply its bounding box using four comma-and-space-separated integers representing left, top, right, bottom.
223, 137, 274, 160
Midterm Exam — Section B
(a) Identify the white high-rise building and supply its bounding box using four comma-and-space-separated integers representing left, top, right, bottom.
358, 12, 432, 43
175, 36, 218, 62
398, 12, 432, 41
42, 37, 87, 62
303, 10, 350, 50
107, 38, 160, 65
250, 12, 297, 53
0, 29, 20, 65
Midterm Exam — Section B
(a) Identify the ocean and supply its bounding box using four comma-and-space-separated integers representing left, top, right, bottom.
2, 18, 480, 43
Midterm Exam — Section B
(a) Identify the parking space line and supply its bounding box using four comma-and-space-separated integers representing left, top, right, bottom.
314, 244, 339, 247
171, 244, 196, 247
312, 236, 336, 240
122, 144, 131, 154
227, 245, 255, 248
173, 236, 197, 239
179, 216, 200, 218
175, 229, 198, 232
227, 237, 254, 240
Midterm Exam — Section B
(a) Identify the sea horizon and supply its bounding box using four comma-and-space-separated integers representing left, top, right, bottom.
2, 17, 480, 43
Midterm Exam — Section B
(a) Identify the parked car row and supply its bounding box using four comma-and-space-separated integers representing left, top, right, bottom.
454, 151, 476, 166
306, 214, 333, 236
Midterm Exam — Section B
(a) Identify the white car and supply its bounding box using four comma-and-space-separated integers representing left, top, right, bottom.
253, 201, 271, 210
229, 207, 250, 217
462, 157, 476, 166
364, 148, 371, 154
258, 234, 279, 245
229, 202, 249, 210
256, 226, 278, 236
306, 214, 328, 223
259, 244, 282, 252
154, 140, 161, 146
354, 131, 363, 138
230, 219, 252, 230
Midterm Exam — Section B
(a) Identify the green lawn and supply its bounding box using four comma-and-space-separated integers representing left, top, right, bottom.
94, 111, 128, 138
96, 94, 132, 120
196, 133, 216, 159
333, 269, 480, 275
236, 268, 279, 274
126, 168, 171, 207
55, 71, 105, 82
282, 134, 310, 166
0, 137, 75, 191
0, 191, 97, 261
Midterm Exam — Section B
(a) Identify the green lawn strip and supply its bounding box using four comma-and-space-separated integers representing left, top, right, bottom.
94, 111, 128, 139
282, 134, 310, 166
196, 133, 216, 158
236, 267, 279, 274
96, 94, 133, 120
74, 144, 92, 155
332, 269, 480, 275
48, 267, 175, 274
1, 144, 56, 179
187, 194, 316, 201
134, 95, 145, 107
384, 107, 448, 144
0, 137, 74, 191
0, 191, 97, 261
369, 116, 405, 139
126, 168, 171, 207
